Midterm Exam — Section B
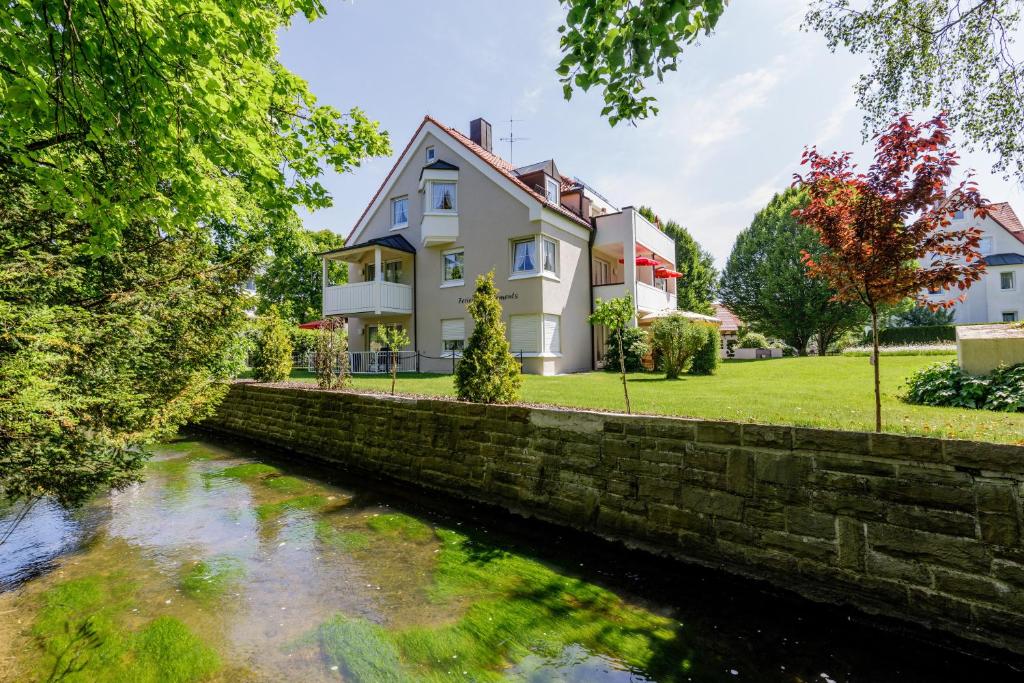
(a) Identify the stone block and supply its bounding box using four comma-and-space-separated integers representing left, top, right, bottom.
868, 523, 991, 573
836, 517, 866, 571
865, 550, 930, 585
932, 567, 1013, 607
793, 428, 870, 456
883, 505, 977, 538
785, 508, 835, 539
813, 453, 898, 478
695, 421, 742, 446
944, 440, 1024, 475
741, 424, 793, 450
979, 512, 1020, 547
679, 486, 744, 521
754, 452, 811, 488
761, 530, 835, 564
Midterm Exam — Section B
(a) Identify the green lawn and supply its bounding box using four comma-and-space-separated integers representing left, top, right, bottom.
273, 355, 1024, 444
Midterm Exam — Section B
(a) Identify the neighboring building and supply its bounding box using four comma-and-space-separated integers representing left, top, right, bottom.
712, 303, 743, 358
320, 116, 680, 375
927, 203, 1024, 324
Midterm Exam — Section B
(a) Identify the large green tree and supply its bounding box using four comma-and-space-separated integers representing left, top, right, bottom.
719, 188, 867, 355
637, 207, 717, 314
806, 0, 1024, 182
258, 227, 347, 324
0, 1, 389, 510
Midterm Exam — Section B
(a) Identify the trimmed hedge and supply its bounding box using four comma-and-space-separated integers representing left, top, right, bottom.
868, 325, 956, 345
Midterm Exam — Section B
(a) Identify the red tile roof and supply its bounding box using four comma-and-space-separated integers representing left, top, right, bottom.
712, 303, 742, 333
989, 202, 1024, 246
347, 116, 591, 243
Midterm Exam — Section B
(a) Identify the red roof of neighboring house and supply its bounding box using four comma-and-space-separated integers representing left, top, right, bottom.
298, 319, 341, 329
712, 303, 742, 333
347, 116, 591, 243
989, 202, 1024, 246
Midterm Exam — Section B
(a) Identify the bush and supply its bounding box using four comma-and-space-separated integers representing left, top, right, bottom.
871, 324, 956, 345
650, 314, 705, 379
903, 361, 1024, 412
250, 312, 293, 382
315, 319, 349, 389
289, 327, 318, 358
738, 332, 770, 349
604, 326, 650, 373
689, 324, 721, 375
455, 272, 521, 403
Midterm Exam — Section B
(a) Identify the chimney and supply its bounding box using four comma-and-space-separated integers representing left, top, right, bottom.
470, 118, 492, 153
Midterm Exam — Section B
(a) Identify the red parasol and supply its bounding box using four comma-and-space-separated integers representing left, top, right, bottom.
655, 268, 683, 278
620, 256, 661, 267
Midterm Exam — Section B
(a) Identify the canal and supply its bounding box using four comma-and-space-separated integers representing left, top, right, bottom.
1, 434, 1020, 682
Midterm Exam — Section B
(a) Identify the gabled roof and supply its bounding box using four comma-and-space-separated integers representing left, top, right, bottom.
990, 202, 1024, 246
320, 233, 416, 258
712, 303, 742, 333
983, 252, 1024, 267
422, 159, 459, 171
346, 116, 591, 242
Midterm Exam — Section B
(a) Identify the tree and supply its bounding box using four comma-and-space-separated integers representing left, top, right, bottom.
805, 0, 1024, 182
455, 272, 522, 404
719, 188, 867, 355
688, 325, 721, 376
650, 314, 706, 379
0, 2, 389, 512
794, 113, 988, 432
259, 227, 348, 324
251, 311, 293, 383
377, 326, 411, 396
604, 327, 651, 373
638, 207, 717, 314
0, 174, 256, 509
881, 298, 957, 328
557, 1, 728, 125
314, 319, 350, 390
590, 296, 637, 413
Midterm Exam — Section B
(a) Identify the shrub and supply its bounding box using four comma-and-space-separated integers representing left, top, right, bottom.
738, 332, 770, 349
455, 272, 521, 404
250, 311, 293, 382
650, 314, 705, 379
689, 324, 721, 375
377, 326, 411, 396
314, 318, 349, 390
903, 361, 1024, 412
289, 327, 318, 358
604, 326, 650, 373
871, 324, 956, 345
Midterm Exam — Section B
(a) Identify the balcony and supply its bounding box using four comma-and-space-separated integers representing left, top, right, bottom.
323, 281, 413, 316
421, 212, 459, 247
636, 281, 677, 314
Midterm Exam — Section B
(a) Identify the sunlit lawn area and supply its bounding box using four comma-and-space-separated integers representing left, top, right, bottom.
273, 354, 1024, 444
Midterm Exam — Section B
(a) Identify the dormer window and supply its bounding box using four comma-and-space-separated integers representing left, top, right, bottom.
426, 146, 436, 163
545, 177, 560, 204
429, 181, 457, 212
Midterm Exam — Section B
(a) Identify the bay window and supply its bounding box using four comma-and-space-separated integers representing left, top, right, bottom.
430, 182, 457, 212
512, 238, 536, 274
508, 314, 560, 355
542, 237, 557, 275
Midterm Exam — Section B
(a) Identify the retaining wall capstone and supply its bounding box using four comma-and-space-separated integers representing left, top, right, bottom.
204, 382, 1024, 654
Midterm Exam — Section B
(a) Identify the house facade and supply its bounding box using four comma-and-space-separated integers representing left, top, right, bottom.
320, 116, 679, 375
928, 203, 1024, 324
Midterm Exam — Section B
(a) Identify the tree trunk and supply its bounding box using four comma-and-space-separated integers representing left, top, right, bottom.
390, 356, 397, 395
617, 328, 631, 414
870, 305, 881, 433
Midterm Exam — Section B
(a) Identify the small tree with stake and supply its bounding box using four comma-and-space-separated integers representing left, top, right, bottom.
590, 296, 637, 414
793, 113, 988, 432
377, 325, 411, 396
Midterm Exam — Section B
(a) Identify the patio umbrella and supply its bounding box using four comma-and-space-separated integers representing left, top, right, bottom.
655, 268, 683, 278
618, 256, 661, 266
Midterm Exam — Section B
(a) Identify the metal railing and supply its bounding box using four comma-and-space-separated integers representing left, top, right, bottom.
349, 350, 418, 374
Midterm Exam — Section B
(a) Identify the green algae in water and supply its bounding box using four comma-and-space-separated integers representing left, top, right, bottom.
317, 615, 405, 682
214, 463, 280, 480
180, 556, 245, 603
262, 475, 310, 494
366, 513, 434, 543
29, 575, 220, 683
254, 494, 328, 522
315, 520, 372, 551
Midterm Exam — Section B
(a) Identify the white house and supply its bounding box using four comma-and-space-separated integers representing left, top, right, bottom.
931, 203, 1024, 324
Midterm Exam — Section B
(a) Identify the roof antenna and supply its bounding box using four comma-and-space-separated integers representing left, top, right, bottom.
499, 117, 529, 164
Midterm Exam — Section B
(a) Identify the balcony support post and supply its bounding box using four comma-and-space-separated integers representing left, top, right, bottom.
321, 257, 328, 317
374, 246, 382, 314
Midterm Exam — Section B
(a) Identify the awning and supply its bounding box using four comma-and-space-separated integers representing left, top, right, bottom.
319, 234, 416, 259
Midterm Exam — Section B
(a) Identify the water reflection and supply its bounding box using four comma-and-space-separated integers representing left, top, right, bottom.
0, 434, 1020, 683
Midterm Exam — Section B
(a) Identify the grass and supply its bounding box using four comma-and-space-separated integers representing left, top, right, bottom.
272, 355, 1024, 443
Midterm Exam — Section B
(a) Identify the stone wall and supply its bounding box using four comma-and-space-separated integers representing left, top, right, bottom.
205, 383, 1024, 654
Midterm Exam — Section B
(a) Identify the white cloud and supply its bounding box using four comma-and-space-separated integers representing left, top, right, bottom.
686, 61, 787, 148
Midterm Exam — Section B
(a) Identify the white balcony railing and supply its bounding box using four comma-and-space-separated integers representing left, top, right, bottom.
349, 351, 417, 374
323, 281, 413, 316
636, 281, 676, 314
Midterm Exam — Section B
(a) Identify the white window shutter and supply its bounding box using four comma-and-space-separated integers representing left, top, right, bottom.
543, 315, 560, 354
509, 315, 539, 353
441, 319, 465, 342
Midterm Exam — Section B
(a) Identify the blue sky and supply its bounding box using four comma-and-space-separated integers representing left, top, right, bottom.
279, 0, 1024, 267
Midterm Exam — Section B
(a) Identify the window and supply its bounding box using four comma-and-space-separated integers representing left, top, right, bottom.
542, 237, 557, 274
383, 260, 402, 283
593, 258, 611, 285
1001, 271, 1016, 290
368, 324, 403, 351
429, 182, 456, 212
512, 238, 537, 273
363, 263, 375, 282
391, 197, 408, 228
442, 249, 464, 285
545, 177, 560, 204
1003, 311, 1019, 322
426, 146, 436, 163
980, 236, 994, 255
508, 314, 560, 355
441, 319, 465, 356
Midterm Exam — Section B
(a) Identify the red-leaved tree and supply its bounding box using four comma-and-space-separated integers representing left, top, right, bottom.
793, 113, 988, 432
